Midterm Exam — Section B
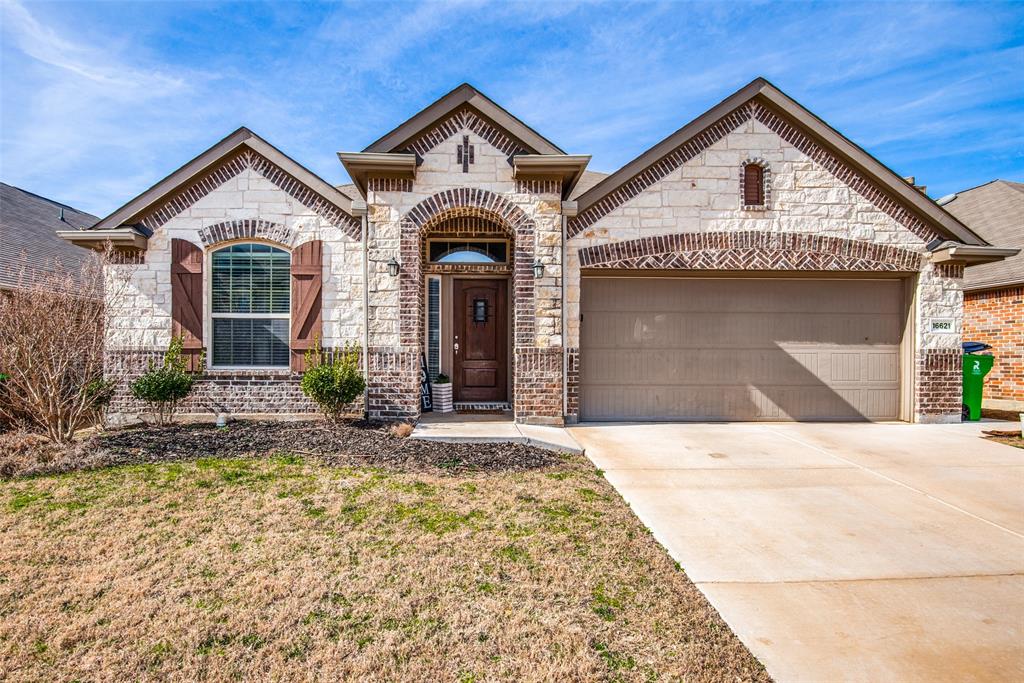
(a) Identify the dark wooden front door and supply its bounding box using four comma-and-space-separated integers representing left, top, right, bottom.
453, 279, 507, 403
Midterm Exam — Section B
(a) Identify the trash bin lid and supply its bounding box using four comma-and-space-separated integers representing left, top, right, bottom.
963, 341, 992, 354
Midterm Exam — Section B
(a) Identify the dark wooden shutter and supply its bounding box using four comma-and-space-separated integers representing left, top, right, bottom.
290, 240, 323, 372
170, 239, 204, 371
743, 164, 764, 205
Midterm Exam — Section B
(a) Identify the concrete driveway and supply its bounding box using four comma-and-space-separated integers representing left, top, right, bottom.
569, 421, 1024, 682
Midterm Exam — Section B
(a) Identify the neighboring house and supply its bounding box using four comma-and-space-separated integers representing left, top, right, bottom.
61, 78, 1017, 425
0, 183, 97, 290
940, 180, 1024, 411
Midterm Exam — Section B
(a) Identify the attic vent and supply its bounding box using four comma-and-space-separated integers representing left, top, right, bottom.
740, 159, 771, 209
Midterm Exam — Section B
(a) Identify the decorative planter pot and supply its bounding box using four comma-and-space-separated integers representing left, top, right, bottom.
432, 383, 453, 413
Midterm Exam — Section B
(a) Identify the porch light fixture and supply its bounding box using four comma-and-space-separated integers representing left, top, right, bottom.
387, 257, 401, 277
532, 259, 545, 279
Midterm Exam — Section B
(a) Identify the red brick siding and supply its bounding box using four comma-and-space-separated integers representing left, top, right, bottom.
964, 286, 1024, 404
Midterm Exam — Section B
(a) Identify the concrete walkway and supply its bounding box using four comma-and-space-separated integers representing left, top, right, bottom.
569, 421, 1024, 682
412, 414, 584, 454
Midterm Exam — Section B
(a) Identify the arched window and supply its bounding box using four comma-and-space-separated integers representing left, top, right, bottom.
742, 162, 766, 207
210, 243, 290, 367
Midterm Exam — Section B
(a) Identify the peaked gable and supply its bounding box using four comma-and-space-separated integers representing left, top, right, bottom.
90, 128, 360, 239
363, 84, 564, 157
571, 78, 984, 246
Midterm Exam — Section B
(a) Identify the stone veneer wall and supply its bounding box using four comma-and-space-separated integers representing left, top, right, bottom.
104, 151, 364, 422
964, 286, 1024, 409
361, 121, 564, 424
564, 108, 964, 423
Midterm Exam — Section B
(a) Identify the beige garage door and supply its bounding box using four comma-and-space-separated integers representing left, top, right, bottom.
580, 277, 905, 421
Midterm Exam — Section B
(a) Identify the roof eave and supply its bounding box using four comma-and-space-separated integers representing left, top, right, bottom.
57, 227, 148, 251
930, 245, 1020, 265
337, 152, 418, 197
512, 154, 591, 199
90, 128, 355, 231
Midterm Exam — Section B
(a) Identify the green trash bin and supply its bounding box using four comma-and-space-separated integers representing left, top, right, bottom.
962, 354, 994, 421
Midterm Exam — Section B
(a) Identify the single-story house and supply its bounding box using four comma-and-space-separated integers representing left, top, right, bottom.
1, 183, 97, 291
60, 78, 1018, 425
940, 180, 1024, 412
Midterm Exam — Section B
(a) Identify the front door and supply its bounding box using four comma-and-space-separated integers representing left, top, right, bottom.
453, 279, 507, 403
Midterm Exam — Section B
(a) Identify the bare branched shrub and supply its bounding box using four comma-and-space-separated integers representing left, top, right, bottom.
0, 246, 133, 442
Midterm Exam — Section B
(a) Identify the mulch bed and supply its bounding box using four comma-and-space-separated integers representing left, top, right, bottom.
0, 420, 565, 480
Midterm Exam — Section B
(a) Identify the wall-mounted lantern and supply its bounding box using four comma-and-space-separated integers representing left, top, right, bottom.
387, 257, 401, 277
532, 259, 545, 280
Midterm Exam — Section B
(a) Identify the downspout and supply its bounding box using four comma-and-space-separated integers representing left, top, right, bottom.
351, 198, 370, 420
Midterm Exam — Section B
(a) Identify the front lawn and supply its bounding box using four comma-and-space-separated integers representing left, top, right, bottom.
0, 438, 768, 681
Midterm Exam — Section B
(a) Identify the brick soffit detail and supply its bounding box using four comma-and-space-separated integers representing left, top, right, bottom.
577, 231, 925, 272
138, 148, 361, 240
400, 106, 529, 160
567, 101, 940, 243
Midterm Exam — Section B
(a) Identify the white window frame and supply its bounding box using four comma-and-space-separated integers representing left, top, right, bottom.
424, 275, 442, 381
207, 241, 291, 371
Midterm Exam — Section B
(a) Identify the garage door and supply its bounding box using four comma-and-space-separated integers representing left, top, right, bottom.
580, 277, 905, 421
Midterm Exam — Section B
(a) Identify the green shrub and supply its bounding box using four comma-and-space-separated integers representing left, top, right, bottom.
434, 373, 450, 384
130, 337, 202, 426
300, 340, 365, 421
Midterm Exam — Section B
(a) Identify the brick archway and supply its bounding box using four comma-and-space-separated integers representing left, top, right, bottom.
399, 189, 536, 349
198, 219, 298, 248
578, 231, 924, 272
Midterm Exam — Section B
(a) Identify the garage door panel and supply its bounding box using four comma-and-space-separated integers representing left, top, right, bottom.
581, 278, 904, 421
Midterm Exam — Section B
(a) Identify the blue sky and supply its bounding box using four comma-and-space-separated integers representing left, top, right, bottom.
2, 0, 1022, 218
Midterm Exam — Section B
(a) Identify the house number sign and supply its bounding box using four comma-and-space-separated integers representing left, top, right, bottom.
930, 319, 954, 334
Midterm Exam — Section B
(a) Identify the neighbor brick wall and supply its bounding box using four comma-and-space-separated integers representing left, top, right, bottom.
964, 286, 1024, 406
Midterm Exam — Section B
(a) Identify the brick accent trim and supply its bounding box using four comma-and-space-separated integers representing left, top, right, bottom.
934, 263, 965, 279
751, 104, 937, 242
578, 231, 924, 272
515, 179, 562, 195
139, 149, 361, 239
402, 107, 528, 160
568, 102, 941, 242
400, 188, 536, 349
368, 178, 413, 193
565, 347, 580, 423
916, 348, 961, 420
199, 219, 298, 247
514, 347, 563, 424
568, 106, 750, 236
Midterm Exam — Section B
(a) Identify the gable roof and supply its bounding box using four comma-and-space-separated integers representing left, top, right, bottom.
362, 83, 564, 156
0, 183, 97, 290
573, 78, 986, 246
88, 127, 355, 232
940, 180, 1024, 290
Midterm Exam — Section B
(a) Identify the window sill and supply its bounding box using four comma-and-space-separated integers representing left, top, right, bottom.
203, 367, 295, 379
741, 204, 770, 211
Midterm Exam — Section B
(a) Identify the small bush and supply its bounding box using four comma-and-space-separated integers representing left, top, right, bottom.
130, 337, 202, 426
300, 341, 365, 421
434, 373, 450, 384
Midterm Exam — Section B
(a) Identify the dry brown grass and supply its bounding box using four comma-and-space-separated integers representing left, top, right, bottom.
389, 422, 415, 439
0, 454, 769, 682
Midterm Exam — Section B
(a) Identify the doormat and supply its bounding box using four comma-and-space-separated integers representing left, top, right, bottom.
454, 402, 512, 414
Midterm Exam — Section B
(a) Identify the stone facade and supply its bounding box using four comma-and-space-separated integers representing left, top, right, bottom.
964, 286, 1024, 409
105, 149, 364, 422
565, 109, 965, 424
100, 86, 980, 426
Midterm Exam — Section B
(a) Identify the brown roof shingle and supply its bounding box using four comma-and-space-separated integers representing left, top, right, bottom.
0, 183, 98, 290
941, 180, 1024, 291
